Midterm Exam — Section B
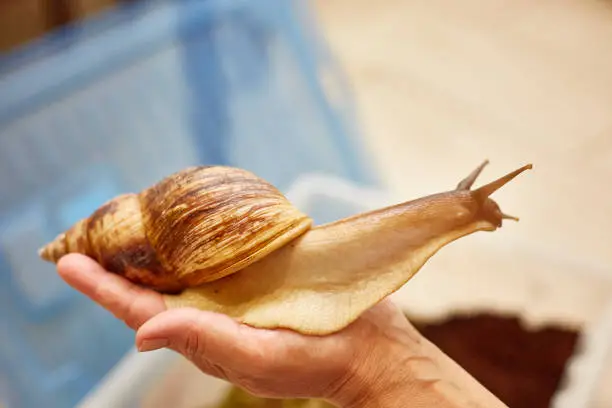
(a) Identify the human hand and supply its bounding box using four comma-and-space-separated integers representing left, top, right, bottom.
57, 253, 507, 408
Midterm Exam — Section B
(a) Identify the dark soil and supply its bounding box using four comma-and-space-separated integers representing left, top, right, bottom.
412, 313, 580, 408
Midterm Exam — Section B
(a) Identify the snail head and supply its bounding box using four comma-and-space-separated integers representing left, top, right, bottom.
455, 160, 533, 229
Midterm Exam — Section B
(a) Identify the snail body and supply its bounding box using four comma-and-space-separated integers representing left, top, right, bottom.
39, 161, 532, 335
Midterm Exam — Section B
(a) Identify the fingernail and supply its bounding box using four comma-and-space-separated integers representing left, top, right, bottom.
138, 338, 169, 352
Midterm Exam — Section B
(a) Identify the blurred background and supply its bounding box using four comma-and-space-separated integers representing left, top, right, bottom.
1, 0, 611, 407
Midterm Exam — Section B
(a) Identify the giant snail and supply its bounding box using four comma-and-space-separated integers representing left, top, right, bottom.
39, 161, 532, 335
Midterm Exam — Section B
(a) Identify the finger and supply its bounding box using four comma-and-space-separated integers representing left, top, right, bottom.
57, 253, 166, 329
135, 308, 262, 368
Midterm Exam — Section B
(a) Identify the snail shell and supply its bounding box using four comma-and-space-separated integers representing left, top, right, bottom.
39, 166, 312, 293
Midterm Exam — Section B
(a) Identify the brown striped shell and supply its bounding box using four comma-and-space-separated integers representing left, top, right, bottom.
38, 166, 313, 293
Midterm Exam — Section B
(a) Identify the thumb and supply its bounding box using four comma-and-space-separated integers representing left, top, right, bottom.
135, 308, 254, 366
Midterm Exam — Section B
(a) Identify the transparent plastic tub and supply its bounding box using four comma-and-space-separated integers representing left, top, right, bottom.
75, 174, 612, 408
0, 1, 378, 407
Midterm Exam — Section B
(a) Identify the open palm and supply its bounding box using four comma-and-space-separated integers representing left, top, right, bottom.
57, 253, 417, 403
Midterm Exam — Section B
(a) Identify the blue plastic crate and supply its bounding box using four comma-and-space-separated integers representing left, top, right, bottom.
0, 1, 378, 407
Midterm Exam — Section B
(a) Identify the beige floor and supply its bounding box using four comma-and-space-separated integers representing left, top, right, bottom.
312, 0, 612, 406
313, 0, 612, 273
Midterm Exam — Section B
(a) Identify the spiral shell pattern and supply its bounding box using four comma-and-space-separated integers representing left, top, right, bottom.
39, 166, 312, 292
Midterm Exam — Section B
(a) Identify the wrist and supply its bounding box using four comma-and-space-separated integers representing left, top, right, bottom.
327, 331, 507, 408
326, 329, 424, 408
